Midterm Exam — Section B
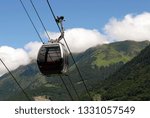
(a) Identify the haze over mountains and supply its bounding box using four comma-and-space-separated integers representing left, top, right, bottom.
0, 40, 149, 100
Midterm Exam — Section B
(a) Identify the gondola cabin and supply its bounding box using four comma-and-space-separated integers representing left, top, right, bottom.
37, 43, 68, 76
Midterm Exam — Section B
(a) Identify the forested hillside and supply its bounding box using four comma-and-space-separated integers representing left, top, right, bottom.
98, 44, 150, 100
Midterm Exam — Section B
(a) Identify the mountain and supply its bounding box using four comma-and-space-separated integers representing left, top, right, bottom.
0, 40, 149, 100
98, 44, 150, 100
69, 40, 150, 83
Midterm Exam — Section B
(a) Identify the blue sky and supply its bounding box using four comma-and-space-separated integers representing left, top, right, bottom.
0, 0, 150, 48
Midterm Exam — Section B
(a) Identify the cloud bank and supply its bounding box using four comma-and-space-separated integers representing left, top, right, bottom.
1, 12, 150, 76
47, 28, 108, 52
104, 12, 150, 42
0, 46, 30, 76
0, 42, 42, 76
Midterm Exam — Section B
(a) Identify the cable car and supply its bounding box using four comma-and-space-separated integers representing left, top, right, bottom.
37, 43, 69, 76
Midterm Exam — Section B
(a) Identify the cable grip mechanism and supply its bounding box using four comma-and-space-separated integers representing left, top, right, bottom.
50, 16, 65, 43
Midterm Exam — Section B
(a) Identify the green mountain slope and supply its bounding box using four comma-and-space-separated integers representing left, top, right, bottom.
92, 40, 150, 67
70, 40, 149, 82
0, 40, 149, 100
98, 44, 150, 100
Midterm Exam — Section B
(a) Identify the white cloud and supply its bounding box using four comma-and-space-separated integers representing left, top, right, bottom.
0, 46, 30, 76
0, 41, 42, 76
24, 41, 42, 60
47, 28, 108, 52
104, 12, 150, 42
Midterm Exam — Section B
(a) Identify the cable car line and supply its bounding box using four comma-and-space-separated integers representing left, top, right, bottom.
30, 0, 51, 41
0, 58, 31, 101
60, 75, 74, 100
67, 75, 80, 100
46, 0, 61, 31
30, 0, 79, 100
19, 0, 44, 44
30, 0, 80, 100
46, 0, 93, 100
19, 0, 74, 100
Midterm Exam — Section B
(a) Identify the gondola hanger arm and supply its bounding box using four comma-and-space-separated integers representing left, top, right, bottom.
49, 16, 65, 43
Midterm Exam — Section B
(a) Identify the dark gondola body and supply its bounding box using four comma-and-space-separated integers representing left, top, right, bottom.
37, 43, 68, 76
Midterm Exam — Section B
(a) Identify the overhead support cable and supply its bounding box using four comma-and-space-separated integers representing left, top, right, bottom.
0, 58, 31, 101
30, 0, 74, 101
19, 0, 74, 100
46, 0, 93, 100
30, 0, 51, 41
67, 75, 80, 100
60, 75, 74, 100
19, 0, 44, 44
